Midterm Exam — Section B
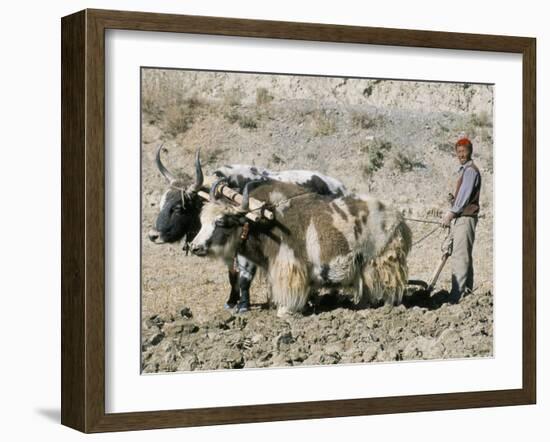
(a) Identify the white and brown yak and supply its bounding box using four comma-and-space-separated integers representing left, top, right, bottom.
191, 179, 412, 317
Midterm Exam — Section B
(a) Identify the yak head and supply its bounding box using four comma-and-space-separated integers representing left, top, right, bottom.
148, 145, 204, 244
190, 179, 256, 260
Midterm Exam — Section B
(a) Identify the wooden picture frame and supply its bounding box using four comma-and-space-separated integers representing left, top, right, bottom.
61, 9, 536, 433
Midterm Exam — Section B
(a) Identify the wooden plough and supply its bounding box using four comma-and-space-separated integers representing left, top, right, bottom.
407, 225, 453, 294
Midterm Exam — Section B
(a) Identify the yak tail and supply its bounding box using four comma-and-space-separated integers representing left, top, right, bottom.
359, 219, 412, 307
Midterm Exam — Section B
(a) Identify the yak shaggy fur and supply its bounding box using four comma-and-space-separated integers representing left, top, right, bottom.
194, 181, 412, 317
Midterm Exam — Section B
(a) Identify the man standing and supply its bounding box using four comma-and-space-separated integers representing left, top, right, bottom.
441, 137, 482, 303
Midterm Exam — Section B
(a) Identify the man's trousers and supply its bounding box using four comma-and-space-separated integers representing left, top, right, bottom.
450, 216, 478, 302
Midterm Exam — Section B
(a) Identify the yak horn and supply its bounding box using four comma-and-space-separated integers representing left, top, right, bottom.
240, 181, 255, 212
209, 177, 228, 201
188, 148, 204, 193
155, 144, 178, 183
240, 179, 267, 213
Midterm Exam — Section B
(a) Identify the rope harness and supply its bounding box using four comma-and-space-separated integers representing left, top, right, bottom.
243, 190, 315, 216
403, 216, 453, 253
240, 199, 449, 250
231, 191, 314, 273
403, 217, 441, 226
410, 225, 440, 247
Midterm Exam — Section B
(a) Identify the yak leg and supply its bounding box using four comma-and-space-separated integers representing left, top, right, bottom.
235, 255, 257, 313
358, 221, 411, 307
224, 259, 241, 309
361, 253, 408, 307
268, 257, 310, 317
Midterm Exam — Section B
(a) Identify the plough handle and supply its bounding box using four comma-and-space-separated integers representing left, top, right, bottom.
427, 252, 450, 292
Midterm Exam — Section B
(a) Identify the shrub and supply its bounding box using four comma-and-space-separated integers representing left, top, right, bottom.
223, 111, 240, 124
470, 111, 492, 127
238, 116, 257, 129
223, 111, 257, 129
204, 147, 225, 165
392, 152, 425, 173
256, 88, 274, 105
224, 88, 243, 107
312, 111, 336, 136
179, 96, 203, 110
437, 121, 450, 133
436, 142, 451, 152
363, 85, 374, 97
164, 105, 194, 137
161, 97, 205, 137
142, 97, 162, 124
271, 153, 284, 165
351, 112, 378, 130
362, 140, 392, 174
480, 127, 493, 144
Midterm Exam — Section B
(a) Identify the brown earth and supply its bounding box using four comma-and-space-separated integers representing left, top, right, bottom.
140, 69, 494, 372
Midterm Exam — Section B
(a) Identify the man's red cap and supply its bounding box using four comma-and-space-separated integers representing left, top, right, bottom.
456, 137, 472, 147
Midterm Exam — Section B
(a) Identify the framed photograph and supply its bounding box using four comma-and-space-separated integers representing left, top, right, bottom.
61, 9, 536, 433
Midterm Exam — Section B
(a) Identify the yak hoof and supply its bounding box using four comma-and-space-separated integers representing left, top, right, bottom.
276, 306, 296, 319
234, 303, 250, 314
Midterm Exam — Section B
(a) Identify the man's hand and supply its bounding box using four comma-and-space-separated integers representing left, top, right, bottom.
441, 211, 455, 227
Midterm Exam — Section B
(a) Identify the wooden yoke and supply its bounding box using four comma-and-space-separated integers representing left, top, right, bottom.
199, 175, 274, 223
